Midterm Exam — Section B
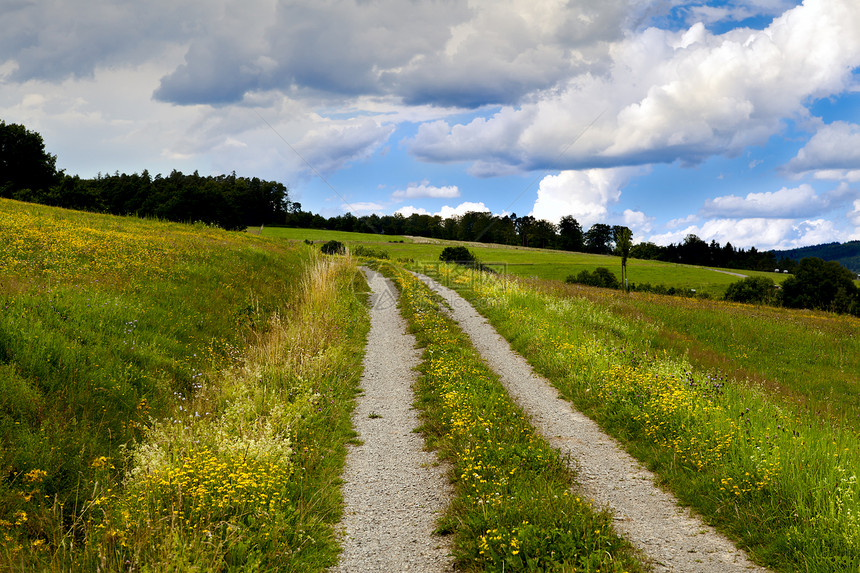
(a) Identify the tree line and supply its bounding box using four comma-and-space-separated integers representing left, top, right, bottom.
287, 208, 789, 273
0, 120, 293, 229
4, 119, 858, 315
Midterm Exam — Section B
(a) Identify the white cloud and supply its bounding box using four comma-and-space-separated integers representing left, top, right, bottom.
785, 121, 860, 174
701, 184, 829, 218
342, 201, 385, 214
648, 217, 850, 250
701, 182, 857, 219
394, 205, 432, 217
392, 180, 460, 200
392, 202, 492, 219
436, 201, 490, 219
849, 199, 860, 226
666, 214, 699, 229
813, 170, 860, 182
531, 167, 639, 227
622, 209, 655, 236
408, 0, 860, 172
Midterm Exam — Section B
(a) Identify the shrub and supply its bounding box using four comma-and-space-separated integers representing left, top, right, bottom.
320, 240, 345, 255
439, 246, 476, 265
724, 276, 778, 305
565, 267, 620, 289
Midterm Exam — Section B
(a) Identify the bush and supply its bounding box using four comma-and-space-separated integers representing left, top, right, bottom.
439, 246, 476, 265
724, 276, 778, 305
565, 267, 620, 289
320, 240, 345, 255
782, 257, 859, 314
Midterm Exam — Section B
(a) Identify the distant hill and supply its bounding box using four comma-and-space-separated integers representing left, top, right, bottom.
773, 241, 860, 274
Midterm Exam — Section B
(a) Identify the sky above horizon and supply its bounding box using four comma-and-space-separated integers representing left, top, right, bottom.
2, 0, 860, 250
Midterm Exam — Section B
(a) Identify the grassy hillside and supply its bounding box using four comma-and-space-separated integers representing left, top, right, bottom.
263, 226, 787, 297
0, 200, 369, 570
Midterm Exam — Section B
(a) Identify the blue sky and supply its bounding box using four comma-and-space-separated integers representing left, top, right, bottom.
2, 0, 860, 249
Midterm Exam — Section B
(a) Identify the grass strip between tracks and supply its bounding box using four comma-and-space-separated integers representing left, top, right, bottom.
379, 262, 645, 573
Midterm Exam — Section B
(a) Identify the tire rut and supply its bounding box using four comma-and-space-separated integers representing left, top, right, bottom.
331, 268, 454, 573
412, 271, 769, 573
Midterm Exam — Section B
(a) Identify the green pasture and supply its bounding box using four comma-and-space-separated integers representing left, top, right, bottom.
261, 226, 410, 243
263, 226, 789, 297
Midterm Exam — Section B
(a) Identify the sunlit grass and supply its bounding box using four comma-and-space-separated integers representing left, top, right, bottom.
0, 199, 369, 570
433, 264, 860, 572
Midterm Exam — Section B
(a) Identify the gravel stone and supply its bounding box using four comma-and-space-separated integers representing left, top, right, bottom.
331, 268, 454, 573
412, 271, 770, 573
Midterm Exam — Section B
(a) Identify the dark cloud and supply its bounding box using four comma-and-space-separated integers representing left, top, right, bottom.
0, 0, 205, 82
156, 0, 470, 105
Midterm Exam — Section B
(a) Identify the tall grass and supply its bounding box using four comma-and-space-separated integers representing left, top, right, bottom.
0, 199, 368, 570
431, 264, 860, 572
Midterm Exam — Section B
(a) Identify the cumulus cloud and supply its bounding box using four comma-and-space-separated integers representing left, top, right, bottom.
785, 121, 860, 174
407, 0, 860, 172
394, 205, 432, 217
648, 217, 849, 250
622, 209, 655, 236
393, 202, 490, 219
531, 167, 639, 227
156, 0, 470, 105
0, 0, 208, 82
701, 184, 826, 218
700, 182, 856, 218
389, 0, 633, 107
392, 180, 460, 200
436, 201, 490, 219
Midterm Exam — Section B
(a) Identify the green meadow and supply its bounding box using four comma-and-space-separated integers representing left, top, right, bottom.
3, 204, 858, 572
0, 200, 368, 570
263, 226, 788, 297
425, 263, 860, 572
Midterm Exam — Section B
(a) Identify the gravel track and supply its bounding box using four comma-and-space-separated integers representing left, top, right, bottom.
412, 271, 769, 573
331, 268, 454, 573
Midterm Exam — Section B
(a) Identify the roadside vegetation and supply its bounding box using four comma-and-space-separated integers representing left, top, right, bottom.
378, 262, 645, 572
429, 263, 860, 572
0, 199, 368, 570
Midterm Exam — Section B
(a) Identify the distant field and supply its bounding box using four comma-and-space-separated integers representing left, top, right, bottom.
261, 226, 410, 243
262, 226, 788, 297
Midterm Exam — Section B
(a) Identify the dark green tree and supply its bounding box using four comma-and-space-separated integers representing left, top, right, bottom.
558, 215, 584, 251
782, 257, 858, 313
724, 276, 778, 305
0, 120, 60, 198
584, 223, 613, 254
439, 245, 476, 265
